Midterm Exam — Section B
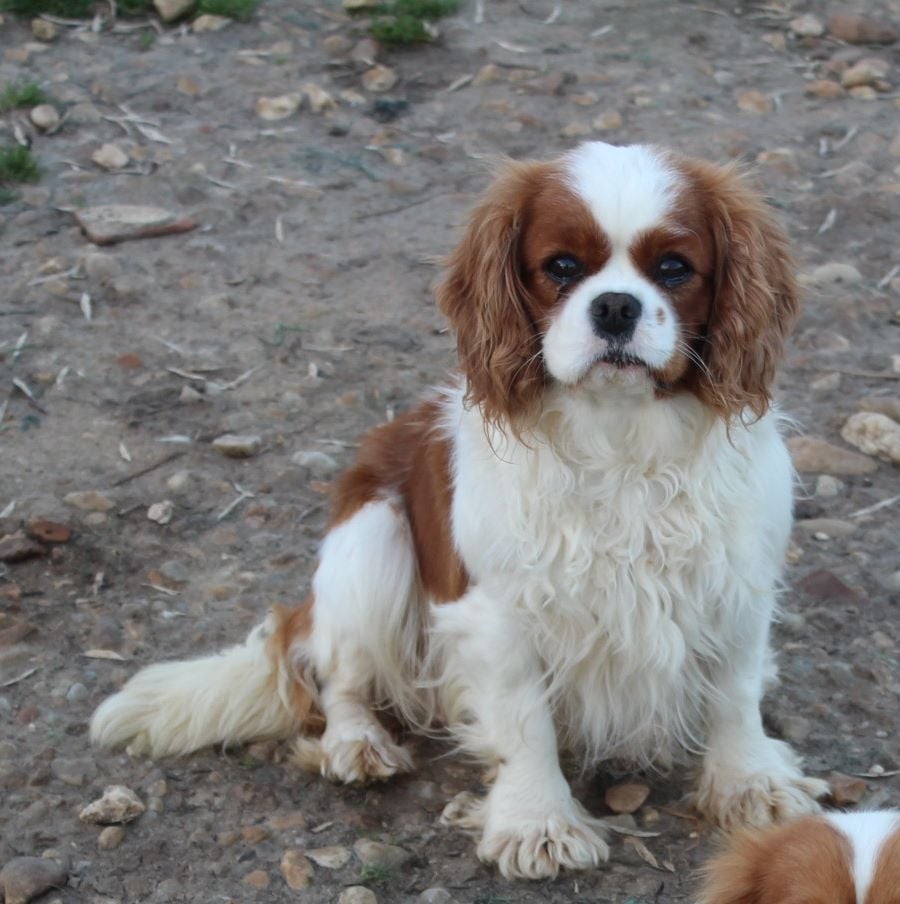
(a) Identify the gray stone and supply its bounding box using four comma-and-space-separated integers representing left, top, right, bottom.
74, 206, 197, 247
0, 857, 68, 904
339, 888, 378, 904
79, 785, 145, 825
353, 839, 413, 870
212, 434, 262, 458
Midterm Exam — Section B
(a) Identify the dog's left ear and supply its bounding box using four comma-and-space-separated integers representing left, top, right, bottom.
686, 162, 800, 420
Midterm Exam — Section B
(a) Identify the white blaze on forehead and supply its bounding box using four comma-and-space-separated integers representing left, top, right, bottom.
825, 810, 900, 903
563, 142, 679, 247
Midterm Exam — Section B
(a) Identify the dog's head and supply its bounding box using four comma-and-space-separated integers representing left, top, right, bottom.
438, 142, 799, 428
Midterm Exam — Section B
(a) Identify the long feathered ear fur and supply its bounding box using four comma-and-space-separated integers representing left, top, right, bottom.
437, 160, 553, 429
684, 161, 800, 421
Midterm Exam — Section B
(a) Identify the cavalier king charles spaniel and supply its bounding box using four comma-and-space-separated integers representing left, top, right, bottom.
92, 141, 828, 880
698, 811, 900, 904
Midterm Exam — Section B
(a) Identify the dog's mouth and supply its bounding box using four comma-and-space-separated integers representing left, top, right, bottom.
595, 349, 647, 370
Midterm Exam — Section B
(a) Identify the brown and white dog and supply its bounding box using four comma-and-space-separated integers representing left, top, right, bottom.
698, 811, 900, 903
92, 142, 827, 880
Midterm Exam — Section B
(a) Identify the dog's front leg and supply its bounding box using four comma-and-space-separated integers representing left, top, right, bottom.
433, 587, 608, 880
695, 599, 828, 829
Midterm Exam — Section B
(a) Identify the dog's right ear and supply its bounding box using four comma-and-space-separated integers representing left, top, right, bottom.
436, 160, 553, 430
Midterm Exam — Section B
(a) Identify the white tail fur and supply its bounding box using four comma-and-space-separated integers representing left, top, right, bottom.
90, 616, 310, 757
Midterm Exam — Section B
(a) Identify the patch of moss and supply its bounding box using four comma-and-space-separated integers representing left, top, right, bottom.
368, 0, 459, 45
196, 0, 261, 23
0, 145, 41, 185
0, 0, 92, 16
0, 80, 47, 113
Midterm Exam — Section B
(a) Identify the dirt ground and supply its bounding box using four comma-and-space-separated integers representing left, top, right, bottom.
1, 0, 899, 901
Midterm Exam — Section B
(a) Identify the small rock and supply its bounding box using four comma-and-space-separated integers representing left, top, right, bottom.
790, 14, 825, 37
25, 519, 71, 544
0, 532, 47, 563
847, 85, 878, 100
798, 262, 863, 286
560, 122, 591, 138
97, 825, 125, 850
323, 34, 353, 56
344, 0, 379, 7
418, 890, 454, 904
280, 850, 313, 890
292, 449, 338, 473
166, 470, 192, 492
153, 0, 194, 23
0, 856, 68, 904
157, 559, 189, 586
255, 93, 302, 120
841, 412, 900, 464
302, 82, 336, 113
362, 65, 398, 93
811, 371, 841, 392
91, 144, 131, 170
815, 475, 845, 498
176, 76, 205, 98
29, 103, 59, 131
50, 757, 93, 787
604, 781, 650, 814
268, 810, 307, 831
787, 436, 877, 475
755, 148, 798, 175
804, 79, 845, 99
350, 37, 379, 66
860, 395, 900, 421
244, 870, 269, 889
66, 682, 89, 703
64, 490, 114, 512
796, 569, 861, 605
795, 518, 857, 538
31, 18, 59, 41
879, 571, 900, 593
80, 252, 120, 283
828, 771, 868, 805
773, 714, 811, 743
147, 500, 174, 525
593, 110, 623, 130
827, 12, 897, 45
192, 13, 231, 31
306, 846, 351, 869
841, 58, 891, 88
353, 839, 412, 870
736, 89, 772, 113
241, 825, 270, 844
212, 434, 262, 458
79, 785, 145, 825
339, 888, 378, 904
74, 205, 197, 246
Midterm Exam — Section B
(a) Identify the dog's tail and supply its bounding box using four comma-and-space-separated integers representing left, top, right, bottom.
90, 603, 319, 758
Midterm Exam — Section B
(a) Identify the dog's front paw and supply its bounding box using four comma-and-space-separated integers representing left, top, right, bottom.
310, 719, 413, 785
477, 801, 609, 880
696, 739, 828, 830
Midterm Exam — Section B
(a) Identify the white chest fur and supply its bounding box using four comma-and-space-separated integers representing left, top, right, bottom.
444, 384, 794, 764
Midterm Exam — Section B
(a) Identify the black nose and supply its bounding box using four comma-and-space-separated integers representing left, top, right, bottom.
590, 293, 642, 339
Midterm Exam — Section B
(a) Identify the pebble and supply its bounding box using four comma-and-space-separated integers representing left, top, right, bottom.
292, 449, 338, 473
339, 888, 378, 904
604, 781, 650, 814
254, 94, 302, 120
323, 34, 354, 56
827, 12, 897, 45
29, 104, 59, 131
306, 845, 351, 868
879, 571, 900, 593
755, 148, 798, 175
92, 143, 129, 171
97, 826, 125, 851
31, 18, 59, 41
847, 85, 878, 100
79, 785, 146, 825
860, 396, 900, 421
147, 500, 174, 525
790, 14, 825, 37
841, 58, 890, 89
212, 434, 262, 458
64, 490, 114, 512
815, 475, 845, 498
74, 205, 197, 246
593, 110, 623, 130
166, 470, 192, 492
796, 569, 861, 605
65, 682, 89, 703
787, 436, 877, 475
302, 82, 336, 113
50, 757, 94, 787
841, 412, 900, 465
26, 519, 71, 544
157, 559, 190, 585
419, 890, 454, 904
0, 857, 68, 904
192, 13, 231, 32
0, 532, 46, 564
362, 65, 398, 93
828, 771, 868, 805
773, 714, 811, 743
353, 839, 412, 870
243, 869, 269, 889
798, 262, 863, 287
350, 37, 379, 66
268, 810, 307, 831
810, 371, 841, 392
241, 825, 270, 844
804, 79, 845, 99
736, 89, 772, 113
153, 0, 194, 23
280, 850, 313, 890
795, 518, 857, 539
344, 0, 379, 8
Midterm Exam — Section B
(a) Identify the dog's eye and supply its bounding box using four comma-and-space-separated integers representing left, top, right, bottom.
544, 255, 584, 285
655, 256, 693, 288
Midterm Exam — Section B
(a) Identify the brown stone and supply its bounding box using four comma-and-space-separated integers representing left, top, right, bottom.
786, 436, 878, 475
604, 781, 651, 814
828, 12, 897, 45
25, 519, 71, 544
74, 206, 197, 246
828, 771, 868, 805
795, 569, 862, 606
280, 850, 313, 890
0, 532, 47, 563
244, 869, 270, 889
804, 79, 845, 99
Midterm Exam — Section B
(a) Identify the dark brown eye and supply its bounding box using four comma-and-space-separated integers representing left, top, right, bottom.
544, 255, 584, 285
655, 256, 693, 288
